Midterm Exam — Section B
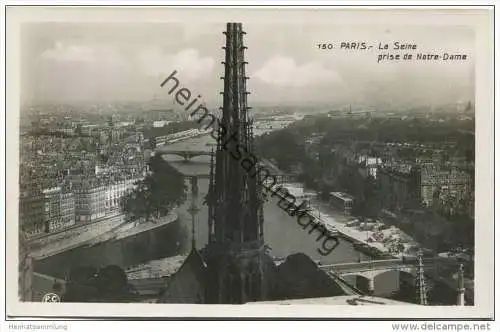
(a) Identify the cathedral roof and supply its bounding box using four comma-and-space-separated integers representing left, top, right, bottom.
270, 253, 356, 300
157, 250, 362, 304
157, 248, 207, 304
184, 248, 208, 276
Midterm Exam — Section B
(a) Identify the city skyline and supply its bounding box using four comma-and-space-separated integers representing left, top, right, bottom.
22, 22, 474, 108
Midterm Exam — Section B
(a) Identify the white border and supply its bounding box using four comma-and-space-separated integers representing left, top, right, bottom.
4, 4, 495, 319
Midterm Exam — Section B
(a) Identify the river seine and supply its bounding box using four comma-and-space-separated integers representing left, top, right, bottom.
159, 134, 460, 305
161, 134, 368, 264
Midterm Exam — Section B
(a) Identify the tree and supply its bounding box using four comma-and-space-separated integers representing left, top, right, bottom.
121, 154, 187, 223
96, 265, 137, 302
361, 176, 382, 218
256, 130, 305, 172
61, 266, 100, 302
318, 183, 334, 201
61, 265, 138, 303
121, 178, 153, 222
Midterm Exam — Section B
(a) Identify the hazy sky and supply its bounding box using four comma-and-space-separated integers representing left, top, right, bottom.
21, 22, 475, 107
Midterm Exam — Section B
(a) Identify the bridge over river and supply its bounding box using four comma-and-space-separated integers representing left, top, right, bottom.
155, 149, 213, 162
319, 256, 472, 302
155, 147, 297, 183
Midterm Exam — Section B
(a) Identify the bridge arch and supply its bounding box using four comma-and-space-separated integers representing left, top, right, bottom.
372, 269, 404, 297
187, 154, 212, 163
340, 268, 418, 296
161, 153, 189, 162
157, 150, 213, 162
341, 274, 373, 294
340, 274, 358, 290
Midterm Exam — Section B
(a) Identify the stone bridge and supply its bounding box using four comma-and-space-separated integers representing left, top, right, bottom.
156, 150, 297, 183
319, 257, 460, 296
155, 150, 214, 161
180, 172, 295, 185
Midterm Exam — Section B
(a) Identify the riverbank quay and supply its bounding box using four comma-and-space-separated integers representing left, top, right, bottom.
307, 207, 395, 259
27, 211, 123, 250
269, 183, 395, 260
31, 212, 178, 260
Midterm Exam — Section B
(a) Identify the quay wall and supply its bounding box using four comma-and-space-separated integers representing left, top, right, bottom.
33, 217, 185, 279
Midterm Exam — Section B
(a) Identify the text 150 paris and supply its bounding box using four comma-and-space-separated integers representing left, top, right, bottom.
317, 42, 418, 50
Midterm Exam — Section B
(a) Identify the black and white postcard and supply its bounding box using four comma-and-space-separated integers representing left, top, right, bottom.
5, 5, 494, 319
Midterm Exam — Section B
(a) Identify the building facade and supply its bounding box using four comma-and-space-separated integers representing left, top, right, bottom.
19, 191, 45, 237
357, 155, 382, 179
20, 186, 75, 237
330, 192, 354, 216
18, 231, 33, 301
42, 187, 76, 232
420, 166, 471, 207
105, 178, 139, 212
378, 165, 421, 211
60, 192, 76, 229
74, 184, 106, 222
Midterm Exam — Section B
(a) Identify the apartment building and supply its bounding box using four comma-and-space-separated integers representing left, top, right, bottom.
105, 178, 139, 212
73, 176, 142, 221
42, 187, 76, 232
420, 165, 471, 207
18, 231, 33, 301
20, 186, 75, 237
378, 165, 421, 211
60, 191, 76, 229
357, 155, 383, 179
379, 163, 473, 211
74, 183, 106, 222
19, 191, 45, 237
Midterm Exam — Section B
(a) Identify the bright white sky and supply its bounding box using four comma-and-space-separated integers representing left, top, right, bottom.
21, 21, 474, 107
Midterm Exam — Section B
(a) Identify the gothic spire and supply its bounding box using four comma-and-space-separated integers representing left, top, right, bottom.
209, 22, 262, 245
204, 22, 267, 304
